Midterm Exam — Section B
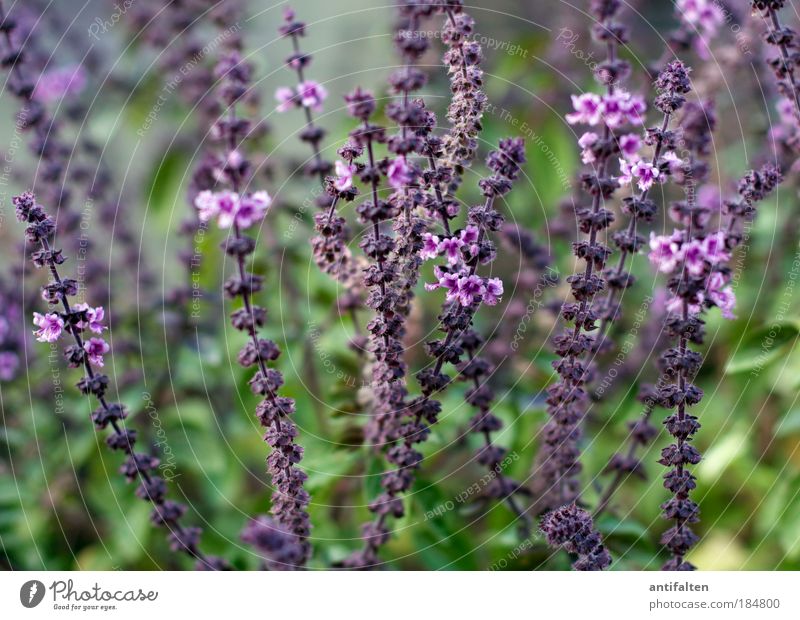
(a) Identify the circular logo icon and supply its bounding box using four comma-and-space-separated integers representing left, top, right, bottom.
20, 580, 45, 608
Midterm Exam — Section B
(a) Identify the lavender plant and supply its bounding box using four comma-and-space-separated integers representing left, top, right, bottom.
0, 2, 83, 245
194, 49, 311, 569
275, 7, 333, 190
1, 0, 797, 574
531, 0, 643, 514
595, 88, 714, 523
593, 60, 692, 355
438, 0, 486, 192
751, 0, 800, 119
457, 327, 531, 533
645, 162, 780, 570
541, 503, 611, 571
278, 7, 367, 339
344, 137, 527, 568
15, 191, 227, 570
484, 224, 556, 366
0, 276, 24, 382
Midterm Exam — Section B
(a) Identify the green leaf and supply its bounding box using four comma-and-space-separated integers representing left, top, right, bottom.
724, 320, 800, 374
698, 428, 747, 481
775, 409, 800, 438
596, 514, 650, 540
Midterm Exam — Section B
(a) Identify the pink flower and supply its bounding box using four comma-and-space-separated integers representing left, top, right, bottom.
420, 233, 440, 260
33, 312, 64, 343
662, 150, 684, 174
192, 187, 268, 228
459, 225, 480, 257
566, 93, 602, 125
275, 86, 296, 112
619, 158, 660, 191
387, 156, 412, 189
707, 272, 736, 319
620, 92, 646, 125
84, 337, 110, 367
73, 303, 106, 334
777, 97, 797, 125
631, 160, 659, 191
459, 225, 480, 245
666, 293, 705, 316
619, 133, 642, 160
681, 240, 707, 276
235, 191, 272, 228
425, 267, 462, 304
602, 91, 646, 128
333, 160, 355, 192
297, 80, 327, 111
437, 236, 464, 265
617, 158, 634, 187
194, 190, 219, 222
0, 351, 18, 381
483, 277, 504, 305
214, 191, 241, 228
578, 132, 599, 164
677, 0, 724, 37
601, 94, 624, 128
697, 185, 722, 213
33, 65, 87, 103
702, 232, 730, 264
649, 231, 682, 273
456, 274, 486, 307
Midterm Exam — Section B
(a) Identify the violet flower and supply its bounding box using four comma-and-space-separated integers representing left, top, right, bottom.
0, 277, 24, 382
32, 64, 86, 103
644, 165, 780, 570
344, 137, 528, 568
750, 1, 800, 120
83, 337, 110, 367
209, 50, 311, 568
594, 94, 717, 523
593, 60, 693, 353
280, 7, 367, 354
14, 191, 227, 570
276, 7, 333, 187
0, 1, 89, 254
531, 0, 632, 517
32, 312, 64, 343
